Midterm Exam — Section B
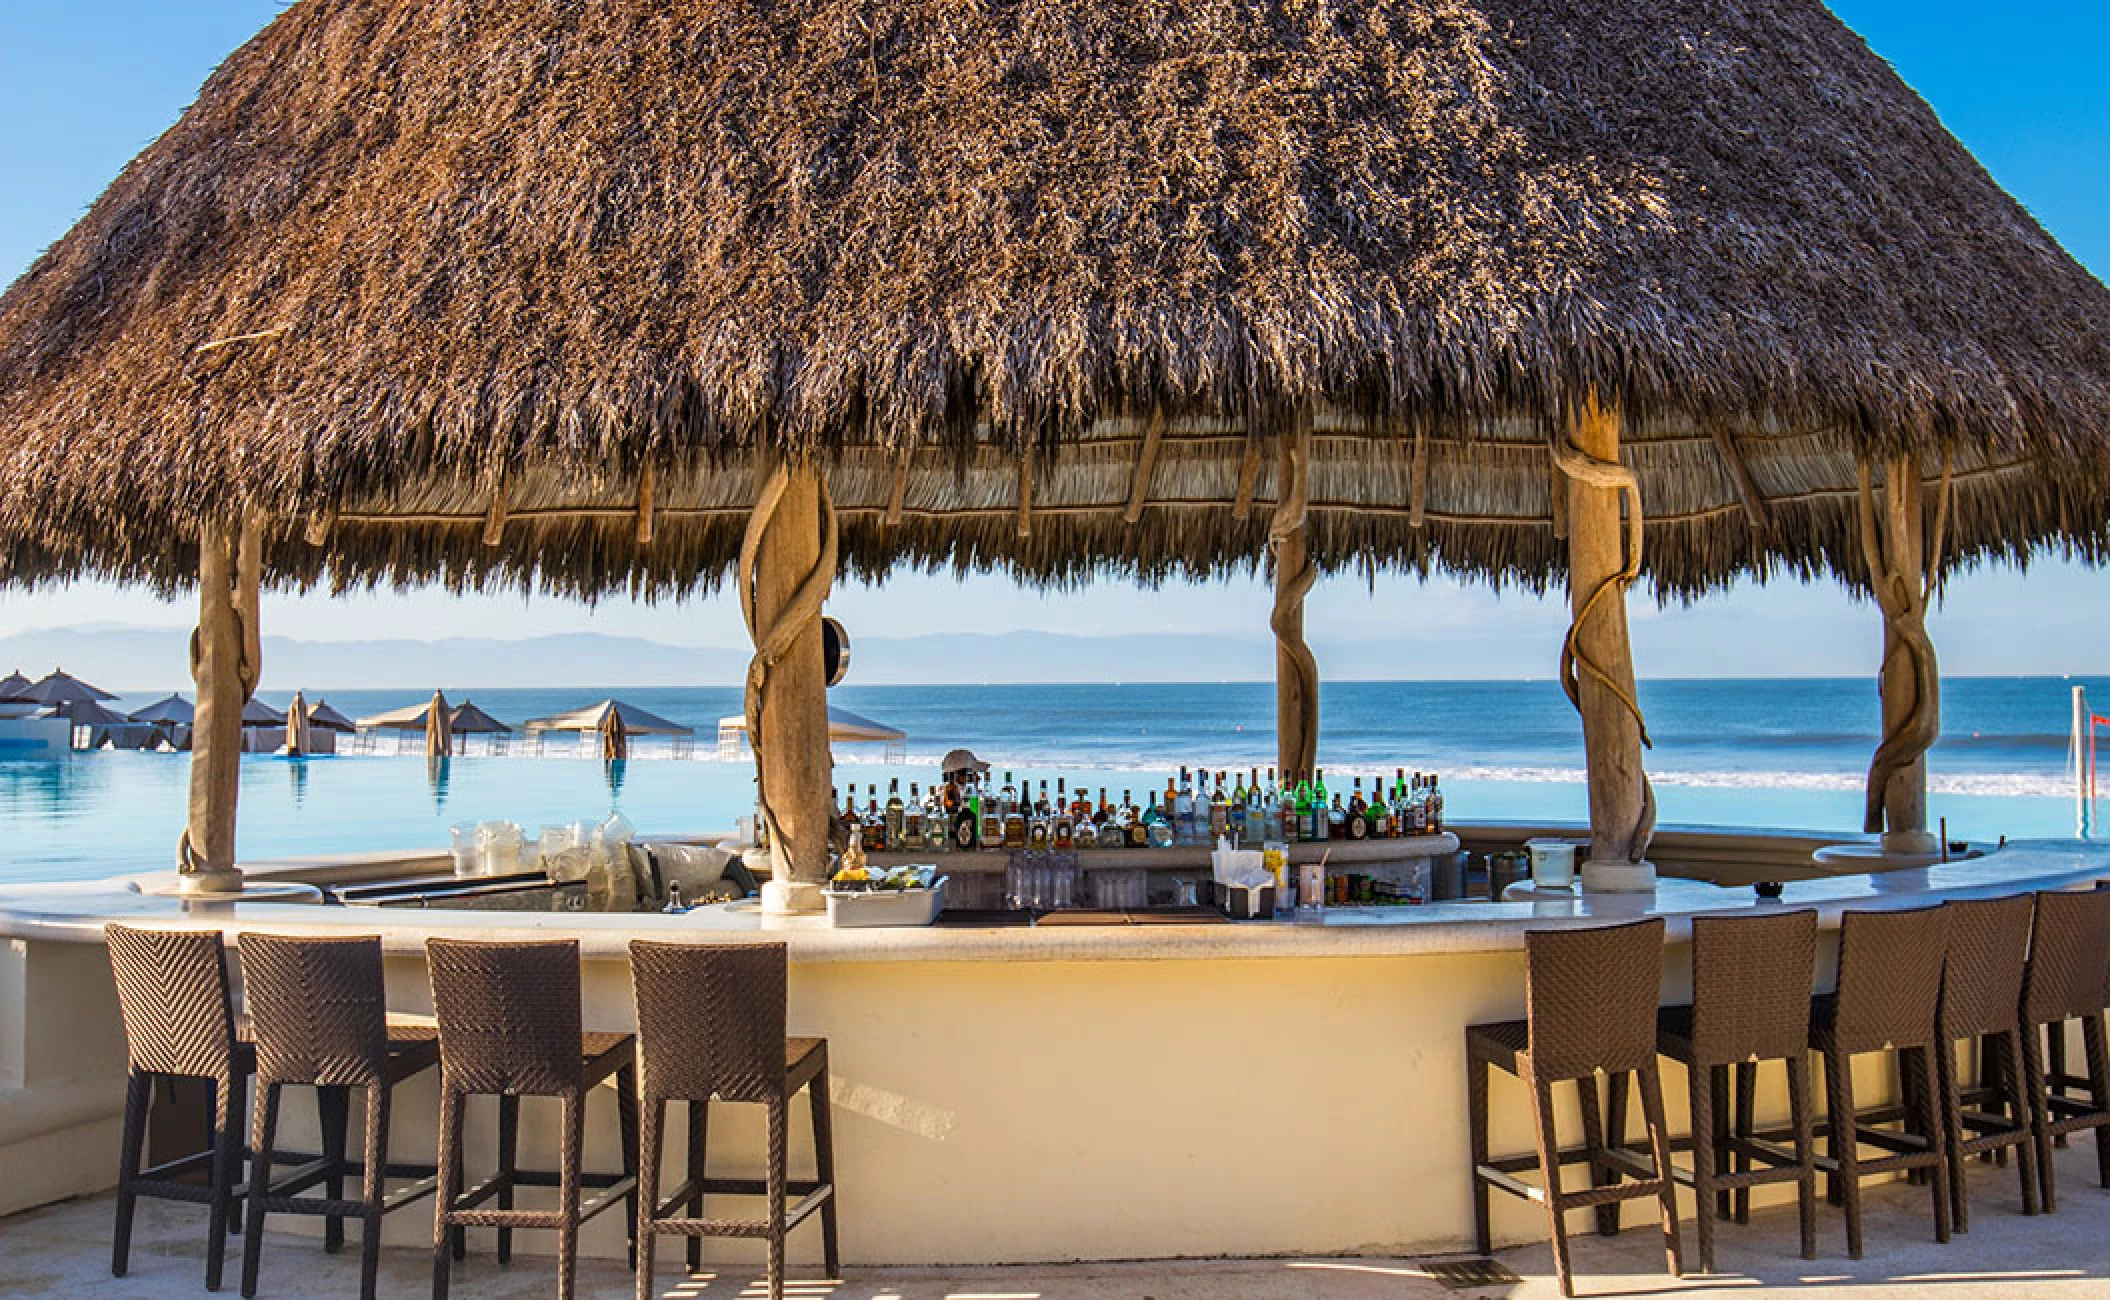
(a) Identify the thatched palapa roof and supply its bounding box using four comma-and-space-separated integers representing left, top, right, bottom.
1, 0, 2107, 600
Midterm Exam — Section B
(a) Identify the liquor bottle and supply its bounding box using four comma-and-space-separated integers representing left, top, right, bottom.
1208, 772, 1230, 841
1312, 770, 1331, 841
885, 779, 906, 846
925, 787, 949, 851
865, 786, 887, 852
1027, 791, 1051, 848
1328, 792, 1348, 841
1053, 788, 1075, 850
840, 787, 860, 841
1002, 793, 1027, 849
1123, 790, 1148, 847
1229, 770, 1248, 844
1428, 772, 1444, 833
1347, 778, 1369, 840
1097, 789, 1123, 848
953, 789, 979, 851
903, 782, 923, 846
1144, 790, 1174, 848
1173, 767, 1195, 844
980, 783, 1004, 849
1294, 773, 1315, 842
1364, 778, 1388, 840
1037, 779, 1052, 818
1395, 767, 1409, 812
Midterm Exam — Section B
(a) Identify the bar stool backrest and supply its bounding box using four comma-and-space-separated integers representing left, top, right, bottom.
1937, 895, 2033, 1040
106, 923, 237, 1079
240, 932, 389, 1087
1523, 918, 1665, 1080
1831, 906, 1950, 1053
630, 940, 786, 1104
426, 938, 583, 1096
2022, 888, 2110, 1025
1689, 909, 1818, 1064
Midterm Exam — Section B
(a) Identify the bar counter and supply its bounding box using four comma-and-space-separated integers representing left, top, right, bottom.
2, 835, 2106, 1267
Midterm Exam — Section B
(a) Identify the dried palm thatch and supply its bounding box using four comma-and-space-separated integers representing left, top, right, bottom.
1, 0, 2106, 600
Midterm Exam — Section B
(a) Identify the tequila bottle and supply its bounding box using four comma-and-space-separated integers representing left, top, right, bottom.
884, 778, 906, 846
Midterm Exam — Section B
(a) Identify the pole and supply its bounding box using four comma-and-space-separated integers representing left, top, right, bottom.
1856, 455, 1942, 854
1270, 409, 1320, 779
1557, 393, 1656, 890
178, 521, 260, 893
741, 458, 839, 910
2079, 685, 2093, 839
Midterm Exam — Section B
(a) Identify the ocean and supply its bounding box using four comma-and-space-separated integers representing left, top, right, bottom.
0, 676, 2099, 884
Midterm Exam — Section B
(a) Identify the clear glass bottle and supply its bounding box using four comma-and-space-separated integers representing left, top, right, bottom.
884, 778, 906, 847
903, 782, 923, 846
1173, 766, 1195, 844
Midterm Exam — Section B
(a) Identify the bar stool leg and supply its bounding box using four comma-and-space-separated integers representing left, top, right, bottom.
1575, 1073, 1617, 1237
359, 1084, 390, 1300
2022, 1020, 2058, 1213
240, 1082, 282, 1298
556, 1092, 585, 1300
496, 1092, 519, 1264
1825, 1047, 1864, 1260
687, 1098, 708, 1272
1637, 1062, 1683, 1278
617, 1068, 640, 1270
766, 1096, 789, 1300
1912, 1046, 1952, 1243
1708, 1064, 1732, 1222
320, 1084, 350, 1254
1687, 1063, 1718, 1275
112, 1069, 150, 1278
1735, 1063, 1760, 1223
1527, 1075, 1574, 1299
635, 1098, 664, 1300
2085, 1014, 2110, 1190
432, 1086, 461, 1300
1466, 1055, 1492, 1257
206, 1071, 244, 1292
1936, 1036, 1968, 1233
810, 1061, 840, 1278
1997, 1028, 2041, 1215
1785, 1053, 1818, 1261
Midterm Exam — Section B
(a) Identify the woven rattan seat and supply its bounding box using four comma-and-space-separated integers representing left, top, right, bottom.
1933, 895, 2040, 1231
426, 939, 639, 1300
1465, 918, 1681, 1298
2018, 888, 2110, 1212
1811, 906, 1953, 1260
630, 940, 839, 1300
1654, 909, 1820, 1274
235, 933, 443, 1300
106, 924, 252, 1292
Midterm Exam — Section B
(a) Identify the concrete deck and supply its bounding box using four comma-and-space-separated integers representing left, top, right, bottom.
5, 1142, 2106, 1298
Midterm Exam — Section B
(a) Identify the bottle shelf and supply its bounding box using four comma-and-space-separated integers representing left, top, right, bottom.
856, 833, 1460, 875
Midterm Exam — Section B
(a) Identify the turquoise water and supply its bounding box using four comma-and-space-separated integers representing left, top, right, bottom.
0, 676, 2097, 883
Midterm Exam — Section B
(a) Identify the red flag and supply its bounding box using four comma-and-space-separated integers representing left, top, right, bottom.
2093, 714, 2110, 727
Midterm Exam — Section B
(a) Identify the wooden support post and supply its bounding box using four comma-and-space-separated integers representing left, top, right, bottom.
1558, 395, 1655, 887
635, 463, 657, 546
1856, 454, 1941, 850
178, 521, 260, 893
1233, 437, 1264, 521
1124, 409, 1166, 525
1271, 410, 1320, 778
740, 459, 839, 906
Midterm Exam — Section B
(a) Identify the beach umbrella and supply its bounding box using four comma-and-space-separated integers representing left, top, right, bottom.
63, 698, 127, 727
600, 706, 630, 762
0, 671, 32, 702
447, 700, 512, 734
21, 669, 117, 708
306, 700, 357, 733
128, 693, 194, 725
241, 697, 286, 727
716, 704, 904, 745
524, 699, 692, 738
284, 690, 314, 756
425, 689, 453, 759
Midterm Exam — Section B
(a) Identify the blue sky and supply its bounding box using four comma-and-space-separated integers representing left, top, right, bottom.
1, 2, 2107, 678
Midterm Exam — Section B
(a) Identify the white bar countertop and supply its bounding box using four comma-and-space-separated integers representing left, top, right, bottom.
0, 838, 2105, 963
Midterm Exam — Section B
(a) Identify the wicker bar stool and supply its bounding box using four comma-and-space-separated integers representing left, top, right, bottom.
629, 940, 839, 1300
1654, 909, 1820, 1274
1467, 917, 1681, 1298
1810, 905, 1952, 1259
2018, 887, 2110, 1212
106, 924, 251, 1292
1933, 895, 2039, 1231
236, 933, 443, 1300
426, 938, 639, 1300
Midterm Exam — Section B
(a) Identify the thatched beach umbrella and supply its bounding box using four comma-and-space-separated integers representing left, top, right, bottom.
3, 1, 2108, 890
306, 699, 356, 733
446, 700, 512, 735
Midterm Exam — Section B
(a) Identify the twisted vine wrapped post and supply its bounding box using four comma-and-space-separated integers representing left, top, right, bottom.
1554, 394, 1657, 878
739, 458, 839, 891
178, 519, 262, 892
1856, 454, 1948, 843
1269, 408, 1320, 779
